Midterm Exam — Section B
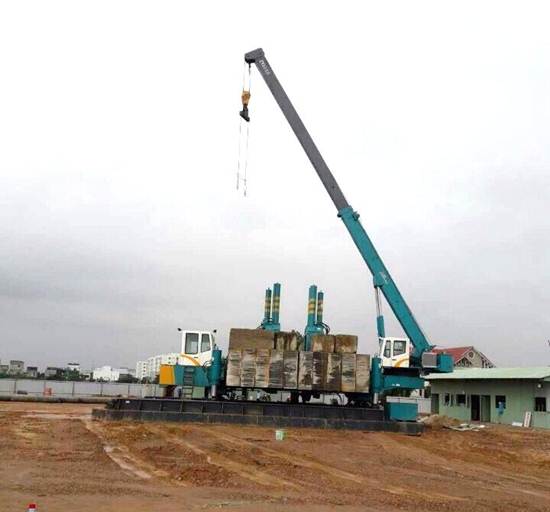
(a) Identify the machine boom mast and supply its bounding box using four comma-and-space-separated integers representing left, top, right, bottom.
243, 48, 432, 358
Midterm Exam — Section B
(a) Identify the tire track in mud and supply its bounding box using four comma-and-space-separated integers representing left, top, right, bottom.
84, 420, 176, 483
199, 427, 467, 504
200, 426, 365, 484
378, 433, 550, 497
145, 424, 302, 490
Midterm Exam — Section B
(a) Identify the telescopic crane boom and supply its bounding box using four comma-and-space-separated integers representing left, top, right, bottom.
241, 48, 452, 387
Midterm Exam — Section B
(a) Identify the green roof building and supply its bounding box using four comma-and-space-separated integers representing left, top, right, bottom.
426, 367, 550, 429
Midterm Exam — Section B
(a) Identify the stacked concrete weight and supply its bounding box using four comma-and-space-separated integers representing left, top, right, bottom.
225, 328, 369, 393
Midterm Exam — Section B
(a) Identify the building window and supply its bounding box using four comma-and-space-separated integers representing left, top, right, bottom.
495, 395, 506, 409
535, 397, 547, 412
444, 393, 451, 406
456, 394, 466, 406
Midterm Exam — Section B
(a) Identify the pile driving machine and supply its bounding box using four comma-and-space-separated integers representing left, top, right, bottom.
94, 49, 453, 428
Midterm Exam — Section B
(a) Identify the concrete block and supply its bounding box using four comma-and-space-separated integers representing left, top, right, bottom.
298, 352, 313, 390
334, 334, 358, 353
268, 350, 284, 389
229, 328, 274, 350
226, 350, 242, 387
311, 334, 335, 352
341, 353, 356, 392
355, 354, 371, 392
283, 351, 299, 388
240, 349, 256, 387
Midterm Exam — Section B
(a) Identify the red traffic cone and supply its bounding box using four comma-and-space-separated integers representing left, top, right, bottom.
28, 504, 37, 512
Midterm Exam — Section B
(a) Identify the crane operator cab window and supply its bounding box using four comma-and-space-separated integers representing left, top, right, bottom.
380, 337, 410, 368
181, 330, 215, 366
201, 333, 211, 352
185, 332, 199, 354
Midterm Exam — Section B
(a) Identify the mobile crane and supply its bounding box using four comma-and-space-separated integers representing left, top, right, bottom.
239, 48, 453, 407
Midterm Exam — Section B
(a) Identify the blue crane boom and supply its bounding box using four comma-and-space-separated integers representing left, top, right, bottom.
241, 48, 440, 365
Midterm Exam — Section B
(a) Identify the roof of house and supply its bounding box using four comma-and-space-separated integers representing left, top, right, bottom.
427, 367, 550, 381
432, 346, 474, 363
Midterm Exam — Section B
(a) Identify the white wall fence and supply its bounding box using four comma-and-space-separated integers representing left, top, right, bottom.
0, 378, 163, 398
416, 397, 431, 414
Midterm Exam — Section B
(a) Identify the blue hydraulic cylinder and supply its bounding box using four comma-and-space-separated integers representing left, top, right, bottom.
338, 206, 432, 360
375, 287, 385, 338
306, 284, 317, 330
208, 349, 223, 385
304, 285, 318, 350
263, 287, 272, 325
370, 356, 383, 394
272, 282, 281, 328
260, 283, 281, 332
316, 291, 324, 325
376, 315, 386, 338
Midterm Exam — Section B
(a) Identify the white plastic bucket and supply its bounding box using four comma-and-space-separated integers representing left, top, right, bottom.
275, 429, 286, 441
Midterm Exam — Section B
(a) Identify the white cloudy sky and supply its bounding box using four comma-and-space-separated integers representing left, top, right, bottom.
1, 1, 549, 370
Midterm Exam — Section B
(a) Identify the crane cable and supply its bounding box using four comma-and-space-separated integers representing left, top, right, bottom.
237, 63, 252, 196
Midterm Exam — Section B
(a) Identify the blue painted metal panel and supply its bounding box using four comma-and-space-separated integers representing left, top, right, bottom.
208, 349, 223, 385
385, 402, 418, 421
381, 374, 425, 391
437, 353, 453, 373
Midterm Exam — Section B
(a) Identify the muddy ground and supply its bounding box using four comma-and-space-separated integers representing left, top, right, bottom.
1, 402, 550, 511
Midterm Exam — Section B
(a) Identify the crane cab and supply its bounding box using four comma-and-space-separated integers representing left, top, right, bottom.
180, 330, 216, 366
379, 337, 410, 368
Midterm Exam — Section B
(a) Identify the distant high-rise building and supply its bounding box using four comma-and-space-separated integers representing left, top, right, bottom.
136, 353, 181, 381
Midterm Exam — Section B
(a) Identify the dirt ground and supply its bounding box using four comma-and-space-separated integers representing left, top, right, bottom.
1, 402, 550, 511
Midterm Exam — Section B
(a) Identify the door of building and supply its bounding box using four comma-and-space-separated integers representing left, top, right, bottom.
480, 395, 491, 422
471, 394, 480, 421
431, 393, 439, 414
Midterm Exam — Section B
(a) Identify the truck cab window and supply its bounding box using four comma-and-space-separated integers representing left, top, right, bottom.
383, 342, 391, 358
185, 333, 199, 354
201, 333, 211, 352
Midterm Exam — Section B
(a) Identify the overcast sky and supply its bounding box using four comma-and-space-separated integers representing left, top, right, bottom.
1, 1, 549, 370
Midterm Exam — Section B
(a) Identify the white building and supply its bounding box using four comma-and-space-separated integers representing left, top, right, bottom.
136, 353, 181, 381
136, 360, 149, 381
92, 366, 132, 382
67, 362, 81, 373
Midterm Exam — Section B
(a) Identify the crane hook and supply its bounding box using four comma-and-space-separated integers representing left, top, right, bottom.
240, 89, 251, 122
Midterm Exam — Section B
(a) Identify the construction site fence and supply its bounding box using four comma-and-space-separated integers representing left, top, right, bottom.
0, 378, 164, 399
